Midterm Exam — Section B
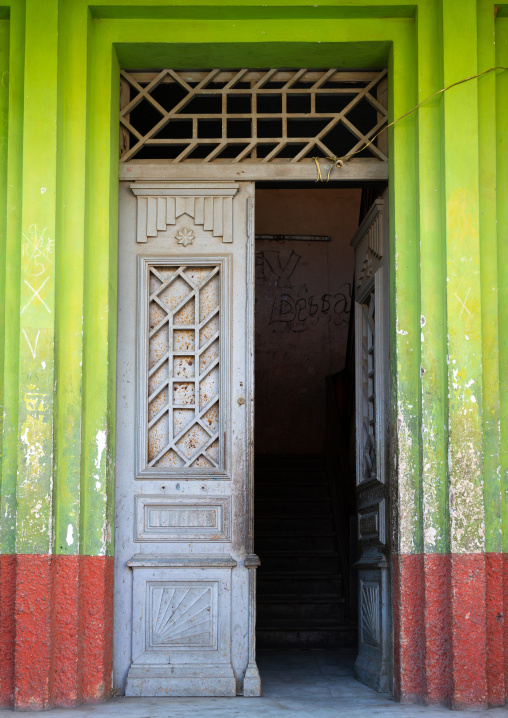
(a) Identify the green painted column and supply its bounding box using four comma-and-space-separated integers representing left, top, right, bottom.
53, 0, 89, 555
442, 0, 484, 555
0, 0, 25, 556
497, 17, 508, 549
417, 0, 448, 556
390, 19, 421, 556
16, 0, 58, 554
0, 14, 12, 552
478, 0, 501, 553
81, 17, 119, 556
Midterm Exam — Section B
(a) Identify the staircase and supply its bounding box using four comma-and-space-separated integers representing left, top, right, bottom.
255, 455, 357, 649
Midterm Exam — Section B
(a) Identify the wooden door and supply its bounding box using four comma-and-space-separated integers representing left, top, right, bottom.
351, 195, 391, 692
114, 181, 260, 697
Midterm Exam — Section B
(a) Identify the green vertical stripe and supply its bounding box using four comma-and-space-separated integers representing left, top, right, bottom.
496, 18, 508, 553
53, 1, 89, 555
442, 0, 484, 554
81, 21, 117, 556
390, 26, 422, 554
0, 17, 10, 551
16, 0, 58, 554
0, 2, 24, 555
418, 0, 449, 554
478, 0, 502, 553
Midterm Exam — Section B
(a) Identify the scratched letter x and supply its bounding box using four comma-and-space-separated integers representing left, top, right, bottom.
455, 288, 471, 317
22, 277, 51, 314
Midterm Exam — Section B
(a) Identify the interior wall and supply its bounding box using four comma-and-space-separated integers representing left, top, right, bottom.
255, 188, 361, 455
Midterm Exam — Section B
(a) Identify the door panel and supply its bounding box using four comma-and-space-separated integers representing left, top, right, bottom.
351, 195, 391, 692
114, 181, 259, 697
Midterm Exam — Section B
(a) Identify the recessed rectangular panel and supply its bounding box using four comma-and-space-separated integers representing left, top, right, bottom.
358, 499, 385, 544
135, 496, 231, 542
141, 261, 224, 475
146, 581, 218, 651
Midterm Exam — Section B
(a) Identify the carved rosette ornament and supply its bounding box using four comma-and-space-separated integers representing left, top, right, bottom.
175, 227, 194, 247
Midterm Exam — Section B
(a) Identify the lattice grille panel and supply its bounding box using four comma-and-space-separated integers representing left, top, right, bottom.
120, 68, 388, 163
147, 264, 221, 470
360, 292, 376, 482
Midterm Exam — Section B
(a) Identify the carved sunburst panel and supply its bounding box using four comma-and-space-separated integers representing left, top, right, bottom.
360, 581, 380, 646
147, 582, 217, 650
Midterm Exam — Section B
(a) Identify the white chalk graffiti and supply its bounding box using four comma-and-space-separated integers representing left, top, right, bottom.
455, 287, 472, 317
22, 277, 51, 314
22, 329, 41, 359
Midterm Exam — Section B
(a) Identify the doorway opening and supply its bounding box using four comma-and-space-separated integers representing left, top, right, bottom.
253, 182, 385, 688
116, 66, 391, 698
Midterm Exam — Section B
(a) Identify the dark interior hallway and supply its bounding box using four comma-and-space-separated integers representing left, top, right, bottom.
254, 186, 361, 651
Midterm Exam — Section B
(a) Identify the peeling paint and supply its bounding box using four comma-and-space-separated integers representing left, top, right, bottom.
95, 429, 107, 470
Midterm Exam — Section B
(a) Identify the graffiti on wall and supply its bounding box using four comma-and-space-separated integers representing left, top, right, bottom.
255, 248, 351, 333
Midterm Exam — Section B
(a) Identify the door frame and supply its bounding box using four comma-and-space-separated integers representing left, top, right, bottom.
114, 164, 391, 694
84, 19, 419, 700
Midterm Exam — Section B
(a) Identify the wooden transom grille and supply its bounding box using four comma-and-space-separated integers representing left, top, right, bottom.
120, 68, 388, 164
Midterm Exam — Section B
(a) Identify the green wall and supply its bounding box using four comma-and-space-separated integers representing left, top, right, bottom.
0, 0, 506, 560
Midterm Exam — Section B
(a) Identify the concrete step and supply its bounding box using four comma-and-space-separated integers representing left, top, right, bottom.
258, 553, 339, 573
254, 455, 349, 649
258, 597, 346, 621
256, 517, 335, 533
255, 499, 333, 518
258, 618, 348, 630
257, 574, 342, 596
255, 484, 330, 501
257, 626, 357, 650
255, 532, 337, 553
255, 474, 328, 487
255, 455, 327, 470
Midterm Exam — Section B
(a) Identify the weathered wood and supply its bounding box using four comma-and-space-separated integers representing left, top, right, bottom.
119, 68, 389, 164
119, 77, 131, 157
116, 181, 260, 697
255, 234, 331, 241
127, 70, 385, 85
119, 158, 388, 182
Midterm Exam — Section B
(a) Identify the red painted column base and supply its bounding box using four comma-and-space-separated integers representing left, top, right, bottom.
393, 552, 508, 709
0, 554, 113, 710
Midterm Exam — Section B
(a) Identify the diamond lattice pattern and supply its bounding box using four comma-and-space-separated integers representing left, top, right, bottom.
120, 68, 388, 164
147, 265, 221, 470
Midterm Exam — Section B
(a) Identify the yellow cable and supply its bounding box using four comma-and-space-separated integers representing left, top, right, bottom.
314, 65, 508, 181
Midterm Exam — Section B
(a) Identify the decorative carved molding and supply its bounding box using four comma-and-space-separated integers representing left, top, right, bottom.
351, 198, 384, 301
147, 583, 215, 649
126, 563, 236, 695
128, 554, 237, 568
135, 495, 231, 542
355, 269, 386, 488
360, 581, 380, 647
145, 263, 221, 472
358, 499, 386, 544
176, 227, 195, 247
244, 553, 261, 569
136, 255, 231, 480
131, 183, 239, 243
